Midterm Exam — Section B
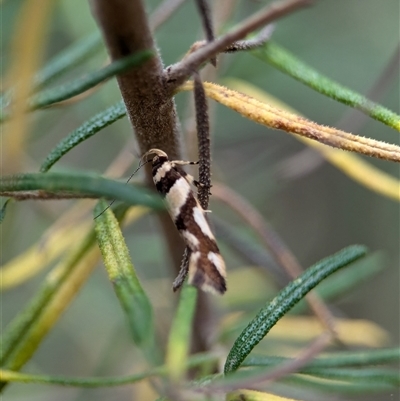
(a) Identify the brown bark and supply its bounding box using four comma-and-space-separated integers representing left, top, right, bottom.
89, 0, 213, 354
90, 0, 181, 159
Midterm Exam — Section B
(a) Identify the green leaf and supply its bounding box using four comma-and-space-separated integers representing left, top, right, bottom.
244, 347, 400, 369
34, 32, 103, 89
0, 352, 217, 387
94, 200, 158, 363
292, 251, 385, 313
0, 204, 129, 381
0, 218, 103, 372
0, 33, 104, 122
224, 245, 368, 374
40, 100, 126, 172
300, 367, 400, 385
0, 172, 163, 210
286, 373, 396, 394
165, 283, 198, 380
0, 366, 161, 388
194, 361, 399, 396
30, 50, 152, 110
253, 42, 400, 131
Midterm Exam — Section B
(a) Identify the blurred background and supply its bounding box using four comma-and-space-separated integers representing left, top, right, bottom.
2, 0, 399, 400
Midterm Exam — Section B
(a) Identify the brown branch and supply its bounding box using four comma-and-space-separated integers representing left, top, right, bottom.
184, 0, 238, 160
212, 183, 338, 336
173, 73, 212, 290
0, 191, 95, 201
89, 0, 181, 159
165, 0, 312, 91
52, 1, 186, 108
195, 0, 215, 46
88, 0, 184, 264
195, 0, 216, 66
193, 72, 212, 209
183, 23, 275, 70
89, 0, 214, 357
224, 24, 275, 53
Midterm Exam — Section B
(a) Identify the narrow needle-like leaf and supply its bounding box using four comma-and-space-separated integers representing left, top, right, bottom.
0, 215, 113, 387
0, 172, 163, 210
244, 347, 400, 369
40, 100, 126, 172
94, 200, 159, 364
253, 42, 400, 131
165, 284, 198, 381
30, 50, 152, 110
0, 352, 217, 387
34, 32, 103, 89
178, 82, 400, 163
224, 245, 368, 374
225, 79, 400, 201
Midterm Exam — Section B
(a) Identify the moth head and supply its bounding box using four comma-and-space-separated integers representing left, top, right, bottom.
142, 148, 168, 165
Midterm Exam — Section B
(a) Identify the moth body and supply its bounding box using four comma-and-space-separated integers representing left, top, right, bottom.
145, 149, 227, 295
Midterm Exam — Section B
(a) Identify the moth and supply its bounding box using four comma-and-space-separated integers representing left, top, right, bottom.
142, 148, 227, 295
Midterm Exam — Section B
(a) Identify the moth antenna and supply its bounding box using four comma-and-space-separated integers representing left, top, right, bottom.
93, 158, 152, 220
125, 158, 151, 185
93, 199, 116, 220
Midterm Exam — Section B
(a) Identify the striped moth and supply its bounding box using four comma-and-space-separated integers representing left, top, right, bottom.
143, 148, 227, 295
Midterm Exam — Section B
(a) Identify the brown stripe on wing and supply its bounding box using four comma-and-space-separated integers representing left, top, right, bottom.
189, 252, 227, 294
174, 195, 218, 251
174, 194, 196, 231
155, 170, 181, 196
175, 193, 227, 294
153, 162, 185, 197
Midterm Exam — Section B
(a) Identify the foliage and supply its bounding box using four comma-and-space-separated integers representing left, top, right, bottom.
1, 1, 399, 400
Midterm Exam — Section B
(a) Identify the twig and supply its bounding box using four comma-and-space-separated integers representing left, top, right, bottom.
193, 72, 212, 209
165, 0, 312, 91
173, 72, 212, 291
184, 0, 238, 159
195, 0, 215, 48
225, 24, 275, 53
212, 183, 338, 336
185, 23, 274, 62
0, 191, 96, 201
195, 0, 216, 66
182, 23, 275, 68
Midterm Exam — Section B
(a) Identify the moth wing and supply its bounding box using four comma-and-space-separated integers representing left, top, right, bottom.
188, 250, 227, 295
